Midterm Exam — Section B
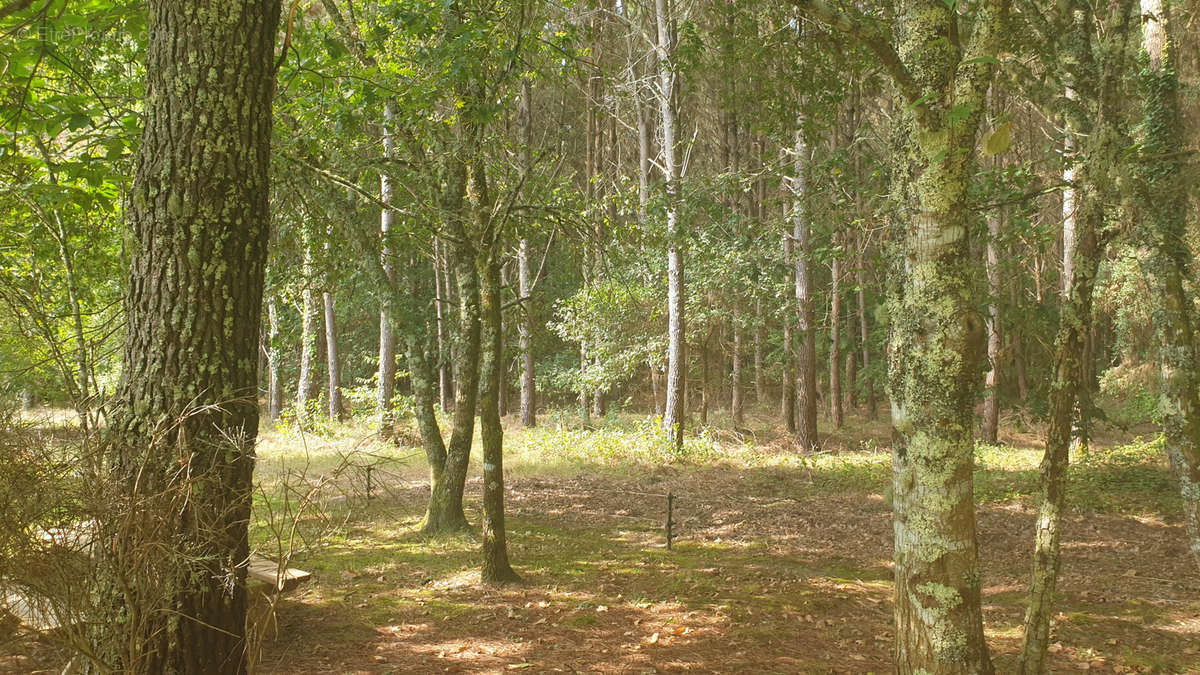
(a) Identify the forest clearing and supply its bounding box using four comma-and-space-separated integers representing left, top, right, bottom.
5, 0, 1200, 672
5, 408, 1197, 673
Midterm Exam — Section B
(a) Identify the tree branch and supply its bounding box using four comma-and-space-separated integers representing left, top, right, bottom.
785, 0, 920, 106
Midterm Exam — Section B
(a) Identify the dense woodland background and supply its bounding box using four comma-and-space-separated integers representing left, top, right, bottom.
2, 0, 1200, 673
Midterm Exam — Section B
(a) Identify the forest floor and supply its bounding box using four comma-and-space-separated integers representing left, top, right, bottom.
3, 406, 1199, 674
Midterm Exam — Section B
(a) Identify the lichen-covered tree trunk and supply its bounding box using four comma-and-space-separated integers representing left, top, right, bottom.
99, 1, 280, 671
882, 4, 1002, 673
789, 122, 819, 450
1138, 0, 1200, 572
378, 101, 399, 439
982, 209, 1003, 445
656, 0, 685, 453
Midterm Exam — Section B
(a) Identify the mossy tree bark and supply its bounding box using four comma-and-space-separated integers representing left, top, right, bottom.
99, 1, 281, 672
475, 158, 520, 583
1138, 0, 1200, 572
789, 0, 1007, 670
420, 160, 475, 535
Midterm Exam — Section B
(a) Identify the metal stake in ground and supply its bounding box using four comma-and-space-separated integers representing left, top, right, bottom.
666, 491, 675, 550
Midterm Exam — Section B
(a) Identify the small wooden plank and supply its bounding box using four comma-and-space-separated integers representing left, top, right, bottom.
246, 555, 311, 593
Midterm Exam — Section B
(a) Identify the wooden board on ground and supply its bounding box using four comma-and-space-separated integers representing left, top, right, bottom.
247, 554, 311, 593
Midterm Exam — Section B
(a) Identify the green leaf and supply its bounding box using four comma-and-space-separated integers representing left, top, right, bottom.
66, 113, 92, 131
984, 122, 1012, 156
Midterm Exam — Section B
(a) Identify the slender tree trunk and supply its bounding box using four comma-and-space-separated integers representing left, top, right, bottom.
378, 101, 399, 438
475, 163, 521, 583
421, 164, 474, 535
656, 0, 685, 452
323, 276, 345, 421
782, 228, 792, 429
1021, 5, 1133, 668
99, 2, 280, 671
830, 247, 843, 430
789, 123, 818, 450
699, 338, 709, 427
433, 238, 449, 411
297, 240, 321, 424
518, 78, 537, 428
983, 209, 1003, 444
857, 255, 875, 420
267, 297, 283, 421
1011, 281, 1030, 403
1138, 0, 1200, 571
754, 299, 765, 405
732, 323, 744, 427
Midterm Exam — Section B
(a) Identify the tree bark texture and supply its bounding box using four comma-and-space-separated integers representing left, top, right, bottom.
100, 1, 281, 671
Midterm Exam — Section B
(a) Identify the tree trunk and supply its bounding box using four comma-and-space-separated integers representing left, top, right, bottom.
267, 296, 283, 421
789, 122, 818, 451
858, 255, 876, 420
1020, 4, 1133, 669
656, 0, 685, 453
464, 155, 521, 583
378, 101, 399, 439
982, 209, 1003, 444
323, 288, 345, 422
421, 164, 474, 535
699, 338, 709, 427
517, 78, 537, 428
754, 299, 765, 405
479, 238, 520, 584
883, 10, 1000, 675
732, 323, 744, 427
829, 247, 843, 430
297, 235, 321, 424
1010, 281, 1030, 403
1138, 0, 1200, 572
98, 2, 280, 671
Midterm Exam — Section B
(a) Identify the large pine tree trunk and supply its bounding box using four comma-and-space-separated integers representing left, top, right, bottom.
99, 2, 281, 671
656, 0, 685, 452
789, 123, 818, 450
1138, 0, 1200, 572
